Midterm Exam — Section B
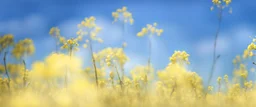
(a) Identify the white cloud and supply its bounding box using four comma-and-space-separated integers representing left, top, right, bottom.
96, 17, 123, 45
194, 25, 256, 57
196, 35, 231, 56
232, 25, 255, 46
124, 52, 147, 73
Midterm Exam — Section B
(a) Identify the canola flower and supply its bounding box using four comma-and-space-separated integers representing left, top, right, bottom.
137, 23, 163, 86
3, 2, 256, 107
95, 47, 129, 89
11, 38, 35, 87
0, 34, 14, 92
112, 7, 133, 80
112, 6, 134, 25
49, 27, 61, 53
12, 38, 35, 60
207, 0, 232, 87
78, 16, 103, 88
169, 51, 190, 65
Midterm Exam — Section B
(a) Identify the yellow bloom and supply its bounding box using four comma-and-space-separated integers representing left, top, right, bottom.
122, 6, 127, 12
169, 51, 190, 64
49, 27, 60, 37
217, 77, 222, 84
137, 32, 144, 37
244, 81, 252, 89
223, 0, 232, 5
137, 23, 163, 37
83, 44, 88, 48
208, 86, 213, 91
97, 38, 104, 43
112, 6, 134, 25
109, 71, 114, 79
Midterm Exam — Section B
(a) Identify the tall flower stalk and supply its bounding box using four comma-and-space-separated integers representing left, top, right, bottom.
207, 0, 232, 86
112, 6, 134, 82
78, 16, 103, 88
0, 34, 14, 93
137, 23, 163, 84
95, 47, 128, 90
12, 38, 35, 88
61, 38, 80, 89
49, 27, 61, 53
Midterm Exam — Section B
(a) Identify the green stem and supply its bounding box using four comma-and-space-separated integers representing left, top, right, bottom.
89, 41, 99, 88
23, 59, 27, 88
121, 22, 125, 82
56, 36, 59, 54
114, 64, 123, 90
207, 8, 223, 87
3, 52, 10, 93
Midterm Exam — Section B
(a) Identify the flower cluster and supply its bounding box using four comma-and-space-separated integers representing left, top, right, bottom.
211, 0, 232, 13
137, 23, 163, 37
95, 47, 129, 67
0, 34, 14, 52
77, 16, 103, 46
130, 65, 154, 83
169, 51, 190, 64
112, 6, 134, 24
12, 39, 35, 59
212, 0, 231, 6
61, 38, 80, 52
49, 27, 61, 37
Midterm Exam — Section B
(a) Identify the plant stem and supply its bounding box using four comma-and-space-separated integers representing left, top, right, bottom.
56, 36, 58, 54
121, 22, 125, 82
207, 8, 223, 86
89, 41, 99, 88
148, 36, 152, 74
22, 59, 27, 88
114, 64, 123, 90
65, 46, 73, 89
3, 52, 10, 93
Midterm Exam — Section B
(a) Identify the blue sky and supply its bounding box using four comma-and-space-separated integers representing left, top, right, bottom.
1, 0, 256, 85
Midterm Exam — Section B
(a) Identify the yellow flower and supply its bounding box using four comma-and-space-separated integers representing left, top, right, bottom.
137, 23, 163, 37
49, 27, 60, 37
12, 38, 35, 59
208, 86, 213, 91
169, 51, 190, 64
137, 32, 144, 37
212, 0, 219, 4
244, 81, 253, 89
224, 75, 228, 82
112, 6, 134, 25
109, 71, 114, 79
97, 38, 104, 43
122, 6, 127, 12
129, 18, 134, 25
217, 77, 222, 84
83, 44, 88, 48
223, 0, 232, 5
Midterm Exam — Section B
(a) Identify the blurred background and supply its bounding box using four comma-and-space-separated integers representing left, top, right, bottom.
0, 0, 255, 85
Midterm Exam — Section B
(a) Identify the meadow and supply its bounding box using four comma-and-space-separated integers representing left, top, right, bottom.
2, 0, 256, 107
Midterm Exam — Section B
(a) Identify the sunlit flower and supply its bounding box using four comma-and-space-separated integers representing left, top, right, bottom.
112, 6, 134, 25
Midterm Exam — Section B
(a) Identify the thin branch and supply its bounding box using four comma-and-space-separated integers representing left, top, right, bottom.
3, 51, 11, 94
207, 8, 223, 87
23, 59, 27, 88
114, 64, 123, 90
89, 41, 99, 88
